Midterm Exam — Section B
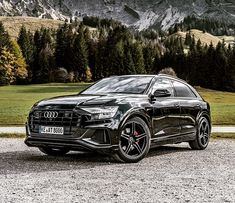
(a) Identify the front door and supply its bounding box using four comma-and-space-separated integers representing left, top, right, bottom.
151, 78, 181, 139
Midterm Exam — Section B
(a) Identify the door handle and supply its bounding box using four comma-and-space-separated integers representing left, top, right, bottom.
174, 103, 180, 108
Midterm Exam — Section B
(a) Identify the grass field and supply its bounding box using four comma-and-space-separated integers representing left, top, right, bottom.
0, 83, 90, 126
170, 29, 234, 47
0, 84, 234, 126
0, 16, 63, 38
197, 87, 235, 125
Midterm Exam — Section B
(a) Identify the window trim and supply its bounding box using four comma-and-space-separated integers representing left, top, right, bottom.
150, 77, 175, 97
172, 80, 197, 98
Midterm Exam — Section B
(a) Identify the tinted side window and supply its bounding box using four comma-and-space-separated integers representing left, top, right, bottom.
152, 78, 174, 97
173, 81, 196, 98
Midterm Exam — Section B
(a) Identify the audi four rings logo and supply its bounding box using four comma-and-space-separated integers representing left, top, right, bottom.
44, 111, 58, 118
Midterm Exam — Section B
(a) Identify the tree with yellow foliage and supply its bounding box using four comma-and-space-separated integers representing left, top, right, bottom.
0, 47, 15, 85
10, 40, 28, 83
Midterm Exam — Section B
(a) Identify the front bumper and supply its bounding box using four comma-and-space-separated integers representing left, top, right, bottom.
24, 124, 120, 154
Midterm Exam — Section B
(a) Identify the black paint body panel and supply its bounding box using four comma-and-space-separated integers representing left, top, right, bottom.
25, 75, 211, 153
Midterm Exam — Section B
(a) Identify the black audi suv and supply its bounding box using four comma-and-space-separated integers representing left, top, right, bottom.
25, 74, 211, 162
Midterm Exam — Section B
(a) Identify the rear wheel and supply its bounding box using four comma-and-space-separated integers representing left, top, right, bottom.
39, 147, 70, 156
113, 117, 151, 163
189, 116, 210, 150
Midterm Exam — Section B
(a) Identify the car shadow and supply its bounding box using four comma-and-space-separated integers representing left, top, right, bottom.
0, 145, 191, 175
147, 145, 191, 158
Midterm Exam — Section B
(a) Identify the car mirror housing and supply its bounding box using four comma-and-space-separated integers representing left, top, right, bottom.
153, 89, 171, 97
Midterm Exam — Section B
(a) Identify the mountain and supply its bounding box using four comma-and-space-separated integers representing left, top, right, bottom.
0, 0, 235, 31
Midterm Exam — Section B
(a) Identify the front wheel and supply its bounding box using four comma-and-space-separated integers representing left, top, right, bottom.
113, 117, 151, 163
189, 116, 210, 150
39, 147, 70, 156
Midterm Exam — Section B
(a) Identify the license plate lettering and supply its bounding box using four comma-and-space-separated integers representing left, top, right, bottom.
40, 126, 64, 135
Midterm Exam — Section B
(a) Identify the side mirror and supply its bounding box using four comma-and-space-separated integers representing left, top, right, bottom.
153, 89, 171, 97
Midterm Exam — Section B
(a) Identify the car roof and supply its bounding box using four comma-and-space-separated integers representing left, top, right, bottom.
109, 74, 187, 84
109, 75, 156, 78
157, 74, 188, 84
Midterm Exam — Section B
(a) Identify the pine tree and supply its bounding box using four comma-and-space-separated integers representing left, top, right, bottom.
40, 28, 52, 50
227, 46, 235, 91
124, 46, 135, 74
31, 30, 41, 82
17, 26, 34, 65
152, 53, 161, 74
143, 44, 157, 73
214, 41, 228, 90
94, 29, 106, 80
185, 32, 191, 46
205, 43, 216, 88
37, 45, 55, 83
131, 42, 146, 74
84, 27, 95, 79
0, 22, 11, 50
112, 40, 125, 75
31, 29, 55, 83
71, 25, 88, 81
64, 25, 75, 71
55, 23, 67, 68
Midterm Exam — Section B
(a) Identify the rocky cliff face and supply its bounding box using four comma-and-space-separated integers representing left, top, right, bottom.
0, 0, 234, 30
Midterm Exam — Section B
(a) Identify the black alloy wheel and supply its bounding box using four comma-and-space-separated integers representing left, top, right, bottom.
114, 117, 150, 163
189, 117, 210, 150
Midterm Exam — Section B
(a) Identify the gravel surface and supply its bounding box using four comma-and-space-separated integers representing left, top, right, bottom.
0, 139, 234, 203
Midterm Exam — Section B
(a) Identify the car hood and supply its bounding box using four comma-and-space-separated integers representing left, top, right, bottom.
35, 93, 148, 110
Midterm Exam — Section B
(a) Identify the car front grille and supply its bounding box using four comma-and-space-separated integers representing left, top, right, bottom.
29, 110, 81, 136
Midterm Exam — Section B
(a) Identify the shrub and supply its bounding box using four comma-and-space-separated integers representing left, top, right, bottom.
53, 67, 68, 83
159, 67, 177, 77
66, 71, 75, 83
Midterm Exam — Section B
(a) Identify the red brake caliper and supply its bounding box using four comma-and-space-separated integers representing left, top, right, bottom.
134, 131, 139, 143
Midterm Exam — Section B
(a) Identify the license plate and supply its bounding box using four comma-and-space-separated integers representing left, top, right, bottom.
39, 126, 64, 135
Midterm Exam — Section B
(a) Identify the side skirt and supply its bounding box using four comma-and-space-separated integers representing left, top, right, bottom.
150, 132, 196, 148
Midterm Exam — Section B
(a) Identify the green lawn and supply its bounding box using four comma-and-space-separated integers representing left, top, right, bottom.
0, 84, 234, 126
0, 83, 90, 126
197, 88, 235, 125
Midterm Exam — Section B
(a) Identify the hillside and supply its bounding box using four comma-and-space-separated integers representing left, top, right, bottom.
0, 16, 63, 38
0, 0, 235, 31
169, 29, 233, 47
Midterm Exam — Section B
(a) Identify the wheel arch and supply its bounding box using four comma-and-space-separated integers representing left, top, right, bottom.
118, 108, 153, 137
197, 110, 211, 132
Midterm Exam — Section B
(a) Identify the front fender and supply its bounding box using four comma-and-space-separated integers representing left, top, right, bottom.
118, 107, 152, 132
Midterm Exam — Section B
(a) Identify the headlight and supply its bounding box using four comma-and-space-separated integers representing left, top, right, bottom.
30, 102, 39, 111
80, 106, 118, 120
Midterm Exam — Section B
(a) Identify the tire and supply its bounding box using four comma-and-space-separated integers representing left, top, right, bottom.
39, 147, 70, 156
189, 116, 210, 150
113, 117, 151, 163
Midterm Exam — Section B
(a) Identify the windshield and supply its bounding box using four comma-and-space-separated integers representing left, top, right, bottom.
81, 76, 154, 95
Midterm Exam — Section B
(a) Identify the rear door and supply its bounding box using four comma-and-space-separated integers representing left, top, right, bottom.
172, 80, 201, 135
151, 78, 181, 139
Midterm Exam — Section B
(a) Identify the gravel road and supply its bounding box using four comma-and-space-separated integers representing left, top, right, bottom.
0, 139, 234, 203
